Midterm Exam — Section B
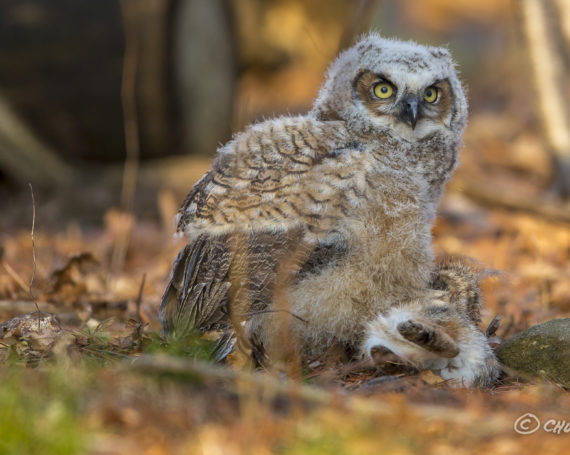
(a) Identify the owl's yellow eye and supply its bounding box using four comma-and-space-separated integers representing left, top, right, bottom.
424, 86, 438, 103
373, 82, 393, 99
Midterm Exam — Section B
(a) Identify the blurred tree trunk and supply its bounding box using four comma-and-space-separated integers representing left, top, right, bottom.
0, 0, 178, 164
172, 0, 235, 156
0, 0, 125, 163
520, 0, 570, 198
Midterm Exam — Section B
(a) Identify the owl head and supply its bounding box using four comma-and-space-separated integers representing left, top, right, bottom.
311, 33, 467, 142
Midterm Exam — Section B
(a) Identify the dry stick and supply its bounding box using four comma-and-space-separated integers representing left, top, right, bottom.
243, 309, 308, 324
111, 0, 141, 273
135, 273, 146, 321
454, 177, 570, 224
1, 262, 29, 294
28, 183, 42, 330
28, 183, 37, 299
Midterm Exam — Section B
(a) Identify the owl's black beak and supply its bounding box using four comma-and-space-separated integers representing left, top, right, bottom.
399, 95, 419, 129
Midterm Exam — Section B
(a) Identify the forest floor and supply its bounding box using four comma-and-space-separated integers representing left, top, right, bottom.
0, 116, 569, 454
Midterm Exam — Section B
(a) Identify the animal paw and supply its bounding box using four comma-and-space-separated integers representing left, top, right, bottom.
364, 305, 499, 387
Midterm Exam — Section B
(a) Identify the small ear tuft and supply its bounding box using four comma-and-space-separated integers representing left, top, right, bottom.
397, 320, 459, 358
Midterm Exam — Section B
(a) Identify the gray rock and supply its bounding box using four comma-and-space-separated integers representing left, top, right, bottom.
497, 318, 570, 387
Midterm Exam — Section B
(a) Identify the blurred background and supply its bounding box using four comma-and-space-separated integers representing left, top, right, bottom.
0, 5, 569, 452
0, 0, 569, 327
1, 0, 569, 229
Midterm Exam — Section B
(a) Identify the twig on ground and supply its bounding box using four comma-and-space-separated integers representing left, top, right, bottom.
28, 183, 37, 301
28, 183, 42, 328
135, 273, 146, 321
1, 262, 29, 294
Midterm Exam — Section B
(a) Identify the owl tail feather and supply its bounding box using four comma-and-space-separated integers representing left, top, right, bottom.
159, 234, 233, 357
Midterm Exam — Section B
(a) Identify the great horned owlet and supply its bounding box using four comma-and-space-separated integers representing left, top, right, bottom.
160, 34, 499, 387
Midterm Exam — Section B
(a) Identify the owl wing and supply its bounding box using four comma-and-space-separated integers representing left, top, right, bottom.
176, 118, 359, 237
161, 118, 361, 359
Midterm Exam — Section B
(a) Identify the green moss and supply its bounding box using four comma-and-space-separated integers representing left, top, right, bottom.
497, 318, 570, 388
0, 366, 86, 455
143, 330, 217, 360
